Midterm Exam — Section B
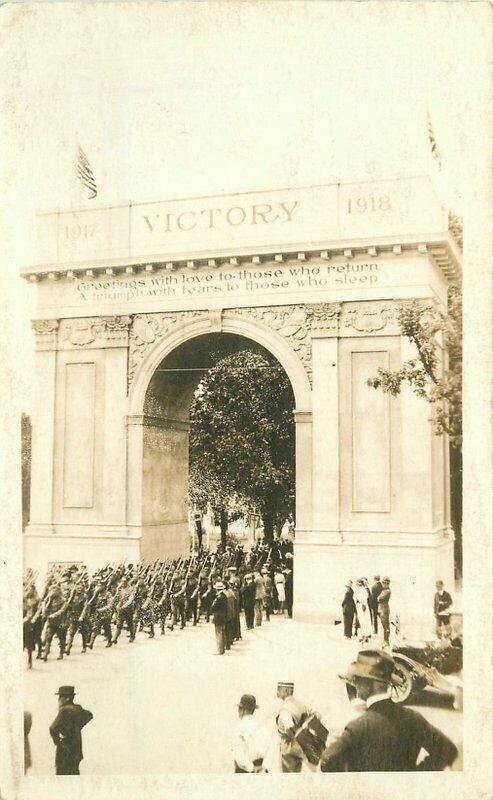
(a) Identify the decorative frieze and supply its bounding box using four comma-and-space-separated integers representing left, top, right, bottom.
128, 310, 208, 384
342, 303, 397, 335
58, 315, 132, 349
227, 303, 341, 383
31, 319, 59, 350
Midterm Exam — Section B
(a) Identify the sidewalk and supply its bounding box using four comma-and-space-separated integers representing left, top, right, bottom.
24, 613, 462, 774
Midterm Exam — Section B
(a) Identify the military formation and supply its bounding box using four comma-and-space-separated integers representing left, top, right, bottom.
22, 540, 294, 667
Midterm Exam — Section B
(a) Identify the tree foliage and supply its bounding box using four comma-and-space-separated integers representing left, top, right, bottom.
189, 348, 295, 543
367, 284, 462, 451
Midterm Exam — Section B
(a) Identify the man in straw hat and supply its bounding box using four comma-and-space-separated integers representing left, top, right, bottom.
233, 694, 270, 773
49, 686, 93, 775
209, 581, 228, 655
320, 650, 457, 771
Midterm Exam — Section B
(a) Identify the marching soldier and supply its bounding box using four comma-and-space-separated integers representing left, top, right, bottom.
42, 579, 70, 661
186, 571, 199, 626
65, 571, 90, 655
86, 577, 114, 649
112, 574, 137, 644
172, 574, 188, 630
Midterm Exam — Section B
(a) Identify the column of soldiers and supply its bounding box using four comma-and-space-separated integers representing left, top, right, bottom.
22, 541, 295, 667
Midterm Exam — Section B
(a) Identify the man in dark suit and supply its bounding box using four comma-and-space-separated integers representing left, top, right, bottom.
241, 573, 256, 630
370, 575, 382, 634
434, 580, 453, 639
49, 686, 93, 775
210, 581, 228, 655
320, 651, 457, 772
342, 582, 356, 639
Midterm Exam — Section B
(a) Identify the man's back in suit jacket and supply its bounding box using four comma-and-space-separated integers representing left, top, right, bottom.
320, 699, 457, 772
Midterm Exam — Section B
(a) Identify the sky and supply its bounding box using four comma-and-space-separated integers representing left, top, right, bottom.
0, 1, 489, 411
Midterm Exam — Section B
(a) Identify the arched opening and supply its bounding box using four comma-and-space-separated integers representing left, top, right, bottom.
131, 331, 297, 560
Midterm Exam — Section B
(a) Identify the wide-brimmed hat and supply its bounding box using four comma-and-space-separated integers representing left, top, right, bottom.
237, 694, 258, 712
55, 685, 76, 696
339, 650, 394, 685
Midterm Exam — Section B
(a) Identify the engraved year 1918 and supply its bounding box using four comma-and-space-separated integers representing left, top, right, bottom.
346, 195, 392, 213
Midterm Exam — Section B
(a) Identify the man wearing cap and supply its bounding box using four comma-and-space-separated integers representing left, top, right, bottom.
320, 650, 458, 771
377, 578, 392, 646
233, 694, 270, 773
49, 686, 93, 775
276, 680, 310, 772
210, 581, 228, 655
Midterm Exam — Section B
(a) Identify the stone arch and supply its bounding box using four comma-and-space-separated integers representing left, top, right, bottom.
126, 309, 313, 560
127, 310, 313, 416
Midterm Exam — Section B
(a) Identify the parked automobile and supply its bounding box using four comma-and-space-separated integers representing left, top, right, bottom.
346, 633, 462, 706
389, 635, 462, 703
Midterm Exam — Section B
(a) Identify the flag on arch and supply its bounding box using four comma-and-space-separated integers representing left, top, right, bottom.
77, 145, 98, 199
426, 108, 442, 170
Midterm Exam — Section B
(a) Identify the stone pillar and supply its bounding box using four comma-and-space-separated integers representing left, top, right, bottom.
294, 313, 340, 623
25, 316, 141, 577
25, 321, 59, 543
127, 414, 190, 561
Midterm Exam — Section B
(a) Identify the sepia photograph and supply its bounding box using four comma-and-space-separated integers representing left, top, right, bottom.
0, 2, 491, 799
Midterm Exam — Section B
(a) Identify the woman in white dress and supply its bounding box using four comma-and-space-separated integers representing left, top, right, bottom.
353, 578, 372, 642
274, 571, 286, 614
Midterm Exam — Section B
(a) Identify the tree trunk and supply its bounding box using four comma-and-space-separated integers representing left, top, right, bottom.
261, 512, 274, 544
219, 507, 228, 549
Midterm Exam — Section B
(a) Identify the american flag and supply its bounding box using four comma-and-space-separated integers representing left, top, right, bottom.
77, 145, 98, 199
426, 109, 442, 170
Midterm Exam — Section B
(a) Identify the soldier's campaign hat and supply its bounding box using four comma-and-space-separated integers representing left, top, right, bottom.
55, 685, 76, 696
237, 694, 258, 712
339, 650, 394, 685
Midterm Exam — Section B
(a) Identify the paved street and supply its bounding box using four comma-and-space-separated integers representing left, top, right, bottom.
24, 614, 462, 774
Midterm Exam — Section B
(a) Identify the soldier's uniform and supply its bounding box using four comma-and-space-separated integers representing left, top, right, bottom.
112, 578, 137, 643
186, 574, 199, 626
87, 581, 114, 648
42, 585, 70, 661
65, 580, 90, 655
172, 578, 187, 629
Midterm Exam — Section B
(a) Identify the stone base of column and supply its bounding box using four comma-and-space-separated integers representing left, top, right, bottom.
293, 529, 455, 638
23, 525, 141, 580
136, 521, 190, 562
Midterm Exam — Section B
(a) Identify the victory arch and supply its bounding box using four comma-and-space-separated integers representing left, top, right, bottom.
23, 176, 461, 628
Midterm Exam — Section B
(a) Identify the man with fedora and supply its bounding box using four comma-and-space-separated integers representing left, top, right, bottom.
233, 694, 270, 773
320, 650, 457, 771
49, 686, 93, 775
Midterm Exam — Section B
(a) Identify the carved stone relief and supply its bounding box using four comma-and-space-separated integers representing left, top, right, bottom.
59, 316, 132, 349
128, 310, 208, 384
227, 303, 341, 383
342, 303, 397, 334
31, 319, 59, 350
